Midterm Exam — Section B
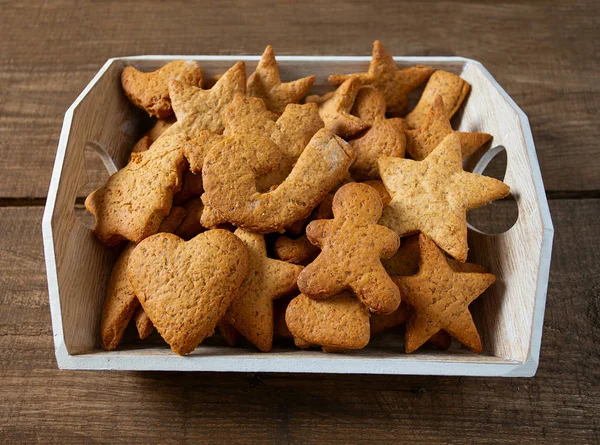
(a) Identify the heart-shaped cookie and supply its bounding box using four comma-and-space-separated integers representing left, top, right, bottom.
127, 230, 248, 355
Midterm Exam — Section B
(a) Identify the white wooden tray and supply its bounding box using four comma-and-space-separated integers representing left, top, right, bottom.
42, 55, 553, 376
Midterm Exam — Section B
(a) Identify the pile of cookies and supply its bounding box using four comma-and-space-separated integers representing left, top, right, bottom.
90, 41, 509, 356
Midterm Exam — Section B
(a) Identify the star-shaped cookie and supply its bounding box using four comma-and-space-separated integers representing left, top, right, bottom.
405, 95, 491, 160
393, 234, 496, 353
328, 40, 434, 115
247, 45, 316, 115
378, 133, 510, 261
169, 60, 246, 136
305, 77, 370, 139
225, 229, 303, 352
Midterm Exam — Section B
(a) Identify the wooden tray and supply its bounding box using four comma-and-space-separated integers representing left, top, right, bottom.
42, 55, 553, 376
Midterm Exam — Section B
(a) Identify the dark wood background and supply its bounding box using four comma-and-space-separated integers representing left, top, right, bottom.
1, 1, 598, 443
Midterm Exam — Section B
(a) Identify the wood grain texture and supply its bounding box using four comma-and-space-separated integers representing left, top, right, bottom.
0, 0, 598, 197
1, 202, 598, 443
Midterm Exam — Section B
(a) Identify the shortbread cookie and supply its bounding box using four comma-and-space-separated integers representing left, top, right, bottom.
169, 61, 246, 136
305, 77, 370, 139
247, 45, 316, 115
405, 96, 491, 160
405, 70, 470, 129
286, 292, 370, 350
128, 230, 248, 355
274, 234, 320, 265
203, 128, 354, 232
328, 41, 434, 114
378, 133, 510, 261
297, 183, 400, 314
349, 86, 406, 180
134, 306, 154, 339
100, 244, 139, 350
224, 229, 303, 351
121, 60, 204, 118
393, 234, 496, 353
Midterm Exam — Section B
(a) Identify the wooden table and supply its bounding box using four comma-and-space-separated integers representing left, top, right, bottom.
1, 1, 598, 443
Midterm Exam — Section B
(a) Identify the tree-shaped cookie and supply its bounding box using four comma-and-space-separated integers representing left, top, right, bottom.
247, 45, 316, 115
349, 86, 406, 180
393, 234, 496, 353
405, 95, 491, 161
297, 182, 401, 314
328, 40, 434, 114
224, 229, 303, 352
378, 133, 510, 261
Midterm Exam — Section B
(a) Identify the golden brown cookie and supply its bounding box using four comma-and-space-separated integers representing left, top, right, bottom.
224, 229, 303, 352
204, 73, 223, 89
173, 169, 204, 205
169, 61, 246, 136
273, 296, 294, 339
378, 133, 510, 261
100, 244, 139, 350
405, 70, 470, 129
305, 77, 370, 139
328, 41, 434, 114
147, 116, 176, 140
85, 128, 188, 245
273, 234, 320, 265
131, 135, 153, 155
285, 292, 370, 351
127, 230, 249, 355
297, 183, 400, 314
202, 128, 355, 233
121, 60, 204, 118
370, 303, 409, 335
392, 234, 496, 353
157, 206, 187, 233
405, 95, 491, 160
217, 320, 239, 346
133, 306, 154, 340
198, 199, 229, 229
349, 86, 406, 180
363, 180, 392, 206
247, 45, 316, 115
173, 198, 204, 240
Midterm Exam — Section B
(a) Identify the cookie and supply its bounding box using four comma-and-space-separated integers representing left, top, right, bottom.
404, 70, 470, 129
147, 116, 176, 141
405, 95, 491, 161
127, 230, 249, 355
198, 199, 229, 229
297, 183, 400, 314
85, 127, 188, 245
370, 303, 409, 335
305, 77, 370, 139
202, 127, 354, 233
363, 180, 392, 206
273, 296, 294, 339
224, 229, 303, 352
100, 244, 139, 350
121, 60, 204, 118
157, 206, 187, 233
274, 234, 320, 265
285, 292, 370, 351
247, 45, 316, 115
378, 133, 510, 261
173, 198, 204, 240
134, 307, 154, 340
204, 73, 223, 89
131, 135, 153, 155
392, 234, 496, 353
169, 61, 246, 136
217, 320, 239, 346
328, 41, 434, 114
173, 169, 204, 205
349, 86, 406, 180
